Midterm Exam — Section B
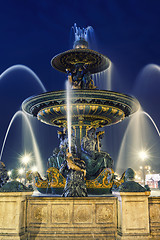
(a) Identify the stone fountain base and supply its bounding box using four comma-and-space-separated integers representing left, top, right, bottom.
0, 191, 160, 239
27, 196, 117, 239
0, 192, 33, 240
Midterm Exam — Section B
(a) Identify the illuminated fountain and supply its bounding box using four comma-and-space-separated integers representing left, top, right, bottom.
22, 24, 140, 196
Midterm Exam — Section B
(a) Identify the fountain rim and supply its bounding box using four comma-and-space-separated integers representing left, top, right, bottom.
22, 89, 139, 103
22, 89, 140, 116
51, 48, 111, 74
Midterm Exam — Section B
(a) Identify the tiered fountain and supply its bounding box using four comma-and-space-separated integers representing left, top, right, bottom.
22, 24, 140, 196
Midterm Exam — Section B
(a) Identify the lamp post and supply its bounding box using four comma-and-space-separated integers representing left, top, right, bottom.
139, 151, 148, 186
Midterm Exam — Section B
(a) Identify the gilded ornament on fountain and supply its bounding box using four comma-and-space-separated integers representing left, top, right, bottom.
23, 24, 139, 196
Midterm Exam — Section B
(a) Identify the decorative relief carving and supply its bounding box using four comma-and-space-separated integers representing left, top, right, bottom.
96, 204, 113, 223
149, 203, 160, 222
73, 204, 92, 223
52, 204, 70, 224
33, 208, 42, 221
31, 204, 47, 223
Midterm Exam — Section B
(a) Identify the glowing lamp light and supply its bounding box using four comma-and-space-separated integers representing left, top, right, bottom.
31, 166, 37, 173
8, 170, 12, 176
18, 168, 24, 175
21, 154, 31, 165
139, 151, 148, 161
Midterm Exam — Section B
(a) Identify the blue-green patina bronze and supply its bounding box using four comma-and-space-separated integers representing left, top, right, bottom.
22, 24, 140, 196
113, 168, 150, 192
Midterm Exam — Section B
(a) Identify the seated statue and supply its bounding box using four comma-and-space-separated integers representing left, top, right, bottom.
47, 130, 68, 173
67, 64, 96, 90
47, 147, 60, 169
95, 131, 113, 168
81, 128, 113, 180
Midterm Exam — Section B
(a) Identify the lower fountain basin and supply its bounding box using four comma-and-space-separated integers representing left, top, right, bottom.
22, 89, 140, 128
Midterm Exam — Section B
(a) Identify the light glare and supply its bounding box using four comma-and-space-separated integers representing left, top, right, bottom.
21, 154, 31, 164
31, 166, 37, 172
18, 168, 24, 175
8, 170, 11, 176
139, 151, 148, 161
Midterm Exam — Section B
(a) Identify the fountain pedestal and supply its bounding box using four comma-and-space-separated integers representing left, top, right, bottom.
0, 192, 32, 240
112, 168, 150, 239
113, 191, 150, 240
27, 196, 117, 239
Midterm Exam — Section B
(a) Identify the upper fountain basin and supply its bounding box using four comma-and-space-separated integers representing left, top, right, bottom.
22, 89, 140, 128
51, 48, 111, 74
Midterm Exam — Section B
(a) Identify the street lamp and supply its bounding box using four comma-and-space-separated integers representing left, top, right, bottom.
18, 168, 24, 183
20, 153, 32, 185
8, 170, 11, 176
139, 150, 148, 186
7, 170, 12, 181
139, 151, 148, 161
18, 168, 24, 175
21, 154, 31, 165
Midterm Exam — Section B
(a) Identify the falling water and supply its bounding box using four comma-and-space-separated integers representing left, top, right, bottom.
116, 110, 143, 174
133, 64, 160, 94
66, 81, 72, 152
92, 64, 112, 90
143, 111, 160, 137
92, 72, 100, 89
0, 64, 47, 92
107, 64, 112, 90
0, 110, 44, 175
116, 63, 160, 174
116, 108, 160, 174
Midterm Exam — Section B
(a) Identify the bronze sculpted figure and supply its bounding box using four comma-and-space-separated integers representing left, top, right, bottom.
81, 128, 113, 180
60, 150, 87, 197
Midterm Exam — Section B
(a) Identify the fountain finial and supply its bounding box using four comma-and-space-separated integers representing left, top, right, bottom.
73, 23, 92, 49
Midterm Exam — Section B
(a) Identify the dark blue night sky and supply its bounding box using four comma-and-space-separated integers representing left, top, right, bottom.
0, 0, 160, 173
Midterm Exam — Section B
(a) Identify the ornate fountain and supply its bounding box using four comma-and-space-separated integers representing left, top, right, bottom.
22, 24, 140, 196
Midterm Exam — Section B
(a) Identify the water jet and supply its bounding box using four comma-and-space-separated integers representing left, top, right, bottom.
22, 24, 140, 196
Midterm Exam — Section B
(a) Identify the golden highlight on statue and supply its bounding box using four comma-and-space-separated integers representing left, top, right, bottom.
59, 149, 87, 197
